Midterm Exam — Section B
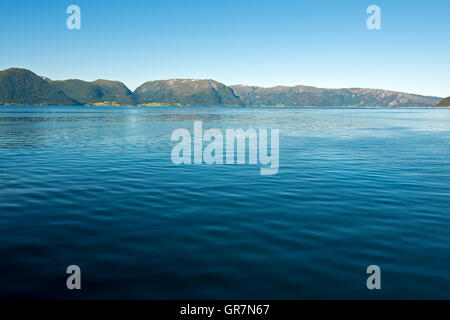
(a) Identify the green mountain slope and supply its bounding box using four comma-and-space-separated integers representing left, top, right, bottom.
231, 85, 442, 107
51, 79, 137, 106
0, 68, 80, 106
134, 79, 244, 106
437, 97, 450, 107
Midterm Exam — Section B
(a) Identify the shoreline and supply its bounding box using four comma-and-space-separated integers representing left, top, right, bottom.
1, 105, 449, 108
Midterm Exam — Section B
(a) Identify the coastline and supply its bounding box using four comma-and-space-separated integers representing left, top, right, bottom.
1, 104, 448, 108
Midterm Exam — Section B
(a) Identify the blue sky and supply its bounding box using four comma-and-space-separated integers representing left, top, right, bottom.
0, 0, 449, 97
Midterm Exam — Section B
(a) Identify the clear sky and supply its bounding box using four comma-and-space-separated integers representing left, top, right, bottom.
0, 0, 449, 97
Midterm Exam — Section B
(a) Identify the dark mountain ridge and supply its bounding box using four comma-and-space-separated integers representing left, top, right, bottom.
0, 68, 81, 106
51, 79, 137, 106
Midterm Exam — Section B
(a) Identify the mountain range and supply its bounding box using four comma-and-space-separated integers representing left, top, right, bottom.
0, 68, 445, 107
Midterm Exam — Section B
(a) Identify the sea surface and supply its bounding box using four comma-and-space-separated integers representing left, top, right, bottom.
0, 106, 449, 299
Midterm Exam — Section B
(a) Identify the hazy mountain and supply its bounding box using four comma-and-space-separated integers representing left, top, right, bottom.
437, 97, 450, 107
51, 79, 137, 106
134, 79, 244, 106
0, 68, 80, 106
231, 85, 442, 107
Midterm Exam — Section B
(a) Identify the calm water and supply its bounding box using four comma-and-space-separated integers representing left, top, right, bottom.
0, 106, 449, 299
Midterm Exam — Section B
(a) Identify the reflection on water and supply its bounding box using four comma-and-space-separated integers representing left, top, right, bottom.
0, 106, 450, 299
2, 107, 450, 148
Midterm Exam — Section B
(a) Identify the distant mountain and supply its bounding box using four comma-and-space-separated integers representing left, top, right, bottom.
134, 79, 244, 106
231, 85, 442, 107
51, 79, 137, 106
0, 68, 80, 106
437, 97, 450, 107
0, 68, 444, 107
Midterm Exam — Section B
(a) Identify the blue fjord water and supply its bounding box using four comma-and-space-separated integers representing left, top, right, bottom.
0, 106, 449, 299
